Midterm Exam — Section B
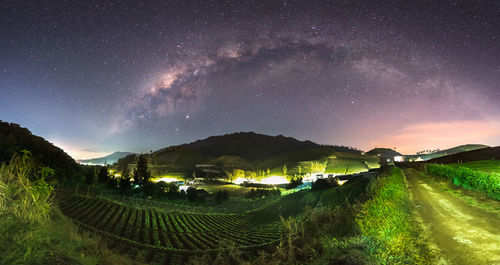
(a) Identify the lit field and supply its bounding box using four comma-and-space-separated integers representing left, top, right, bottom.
59, 196, 281, 264
448, 160, 500, 174
324, 153, 379, 174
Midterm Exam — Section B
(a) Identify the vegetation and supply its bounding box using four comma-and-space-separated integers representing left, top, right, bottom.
447, 159, 500, 174
58, 195, 283, 264
133, 155, 151, 187
427, 163, 500, 200
0, 121, 82, 184
325, 153, 378, 174
356, 167, 437, 264
0, 152, 136, 265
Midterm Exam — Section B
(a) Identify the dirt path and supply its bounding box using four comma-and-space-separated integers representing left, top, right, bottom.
404, 168, 500, 265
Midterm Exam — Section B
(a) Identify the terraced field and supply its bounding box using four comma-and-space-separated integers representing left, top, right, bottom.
59, 196, 282, 264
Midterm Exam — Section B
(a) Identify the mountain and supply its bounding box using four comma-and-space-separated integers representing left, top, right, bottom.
365, 148, 402, 157
78, 151, 135, 165
0, 120, 79, 180
113, 132, 361, 175
422, 146, 500, 164
176, 132, 346, 160
429, 144, 488, 156
406, 144, 489, 161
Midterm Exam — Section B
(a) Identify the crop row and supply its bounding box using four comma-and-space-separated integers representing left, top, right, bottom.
59, 196, 281, 264
426, 164, 500, 200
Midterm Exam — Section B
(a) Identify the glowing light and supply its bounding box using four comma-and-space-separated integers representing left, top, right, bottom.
233, 175, 289, 185
337, 180, 349, 185
394, 156, 405, 162
233, 177, 249, 185
258, 175, 289, 185
153, 177, 180, 183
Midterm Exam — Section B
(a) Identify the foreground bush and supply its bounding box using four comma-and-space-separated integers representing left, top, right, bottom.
427, 163, 500, 200
0, 152, 137, 265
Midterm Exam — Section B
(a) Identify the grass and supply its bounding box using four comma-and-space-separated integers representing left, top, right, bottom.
356, 167, 438, 264
448, 159, 500, 174
0, 152, 138, 265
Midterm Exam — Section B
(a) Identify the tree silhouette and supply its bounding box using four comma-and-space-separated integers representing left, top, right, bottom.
133, 154, 151, 186
119, 166, 132, 193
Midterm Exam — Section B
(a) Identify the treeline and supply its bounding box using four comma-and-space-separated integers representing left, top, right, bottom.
427, 164, 500, 200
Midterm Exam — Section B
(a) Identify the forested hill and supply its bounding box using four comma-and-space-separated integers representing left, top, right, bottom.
171, 132, 360, 160
0, 120, 79, 180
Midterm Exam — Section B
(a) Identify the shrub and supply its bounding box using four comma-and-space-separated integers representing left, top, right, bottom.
0, 152, 135, 265
311, 178, 338, 191
427, 164, 500, 200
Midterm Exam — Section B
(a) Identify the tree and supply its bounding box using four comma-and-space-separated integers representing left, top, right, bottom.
98, 166, 110, 183
119, 166, 132, 193
85, 166, 98, 185
133, 154, 151, 186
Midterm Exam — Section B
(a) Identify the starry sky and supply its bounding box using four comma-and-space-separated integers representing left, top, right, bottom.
1, 0, 500, 159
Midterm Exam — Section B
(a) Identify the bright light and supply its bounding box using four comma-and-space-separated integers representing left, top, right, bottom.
233, 175, 289, 185
153, 177, 180, 183
233, 177, 249, 185
337, 179, 349, 185
394, 156, 405, 162
258, 175, 289, 185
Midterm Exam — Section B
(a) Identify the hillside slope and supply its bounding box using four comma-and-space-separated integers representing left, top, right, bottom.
406, 144, 489, 161
0, 120, 79, 180
176, 132, 359, 160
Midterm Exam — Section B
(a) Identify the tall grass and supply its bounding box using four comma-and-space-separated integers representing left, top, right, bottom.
0, 152, 137, 265
427, 163, 500, 200
356, 167, 437, 264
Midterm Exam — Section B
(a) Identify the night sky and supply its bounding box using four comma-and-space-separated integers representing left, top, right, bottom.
1, 1, 500, 159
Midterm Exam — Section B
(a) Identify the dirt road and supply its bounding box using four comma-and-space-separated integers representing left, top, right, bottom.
404, 169, 500, 265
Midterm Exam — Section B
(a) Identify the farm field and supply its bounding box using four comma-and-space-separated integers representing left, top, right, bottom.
324, 153, 379, 174
58, 196, 282, 264
447, 159, 500, 174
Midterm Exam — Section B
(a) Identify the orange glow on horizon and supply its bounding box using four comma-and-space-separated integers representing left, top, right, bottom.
368, 120, 500, 154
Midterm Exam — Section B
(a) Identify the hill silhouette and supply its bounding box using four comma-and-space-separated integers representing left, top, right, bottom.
0, 120, 79, 181
365, 148, 401, 157
405, 144, 489, 161
114, 132, 361, 175
176, 132, 359, 160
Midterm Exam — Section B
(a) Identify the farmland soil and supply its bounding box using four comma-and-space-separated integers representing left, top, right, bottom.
404, 168, 500, 265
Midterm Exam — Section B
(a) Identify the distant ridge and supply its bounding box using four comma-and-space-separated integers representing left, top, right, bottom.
114, 131, 361, 175
365, 148, 402, 157
426, 146, 500, 164
405, 144, 489, 161
175, 132, 359, 160
78, 151, 135, 165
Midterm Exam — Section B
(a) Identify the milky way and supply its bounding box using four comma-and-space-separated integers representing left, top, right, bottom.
1, 1, 499, 158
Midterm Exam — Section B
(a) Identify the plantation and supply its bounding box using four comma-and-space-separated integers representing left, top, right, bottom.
447, 159, 500, 174
324, 153, 379, 174
427, 164, 500, 200
58, 196, 282, 264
